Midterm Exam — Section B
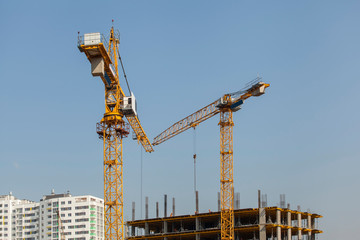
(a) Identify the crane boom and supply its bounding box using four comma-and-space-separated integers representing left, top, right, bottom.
153, 100, 220, 146
126, 115, 154, 152
153, 79, 269, 146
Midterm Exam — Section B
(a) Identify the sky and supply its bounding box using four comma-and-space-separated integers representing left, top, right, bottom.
1, 1, 360, 239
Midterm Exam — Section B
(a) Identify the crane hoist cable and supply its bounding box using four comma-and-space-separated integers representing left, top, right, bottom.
117, 48, 132, 94
193, 127, 197, 194
140, 145, 143, 219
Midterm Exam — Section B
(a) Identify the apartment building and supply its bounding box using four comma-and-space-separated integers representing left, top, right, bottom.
0, 192, 104, 240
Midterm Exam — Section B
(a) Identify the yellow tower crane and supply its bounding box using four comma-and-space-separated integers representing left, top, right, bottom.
57, 210, 65, 240
78, 27, 154, 240
153, 78, 269, 240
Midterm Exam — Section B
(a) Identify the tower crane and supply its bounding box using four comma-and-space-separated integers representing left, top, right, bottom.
153, 78, 269, 240
57, 210, 65, 240
78, 27, 154, 240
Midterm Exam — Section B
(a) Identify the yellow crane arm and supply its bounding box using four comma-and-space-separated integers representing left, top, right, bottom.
153, 100, 220, 146
152, 80, 270, 146
126, 115, 154, 152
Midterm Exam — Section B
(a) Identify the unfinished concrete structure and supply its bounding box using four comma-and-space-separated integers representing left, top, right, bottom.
126, 207, 322, 240
125, 193, 322, 240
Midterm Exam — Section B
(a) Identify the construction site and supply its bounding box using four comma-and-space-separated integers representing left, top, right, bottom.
126, 197, 322, 240
74, 26, 323, 240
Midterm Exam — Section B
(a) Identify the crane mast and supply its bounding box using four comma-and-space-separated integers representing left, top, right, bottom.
57, 210, 65, 240
153, 79, 269, 240
219, 103, 234, 240
78, 27, 153, 240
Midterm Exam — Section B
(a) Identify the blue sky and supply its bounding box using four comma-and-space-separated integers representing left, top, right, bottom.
1, 1, 360, 239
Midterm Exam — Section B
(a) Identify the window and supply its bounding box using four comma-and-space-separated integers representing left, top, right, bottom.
75, 218, 88, 222
75, 212, 86, 216
68, 201, 72, 204
68, 213, 71, 217
61, 201, 65, 205
75, 206, 88, 210
4, 204, 8, 207
61, 214, 65, 217
75, 231, 89, 235
25, 225, 35, 229
61, 207, 71, 211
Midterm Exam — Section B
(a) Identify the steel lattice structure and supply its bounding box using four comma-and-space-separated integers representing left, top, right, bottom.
219, 108, 234, 240
153, 79, 269, 240
78, 27, 153, 240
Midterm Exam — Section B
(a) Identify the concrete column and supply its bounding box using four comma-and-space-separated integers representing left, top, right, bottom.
145, 222, 149, 235
287, 211, 292, 240
132, 202, 135, 236
196, 191, 199, 213
195, 217, 200, 240
145, 197, 149, 219
164, 194, 167, 217
217, 192, 220, 212
156, 202, 159, 218
164, 221, 168, 233
311, 217, 316, 229
307, 214, 312, 239
259, 208, 266, 240
276, 209, 281, 240
297, 213, 302, 240
258, 190, 261, 208
163, 221, 168, 240
172, 197, 175, 216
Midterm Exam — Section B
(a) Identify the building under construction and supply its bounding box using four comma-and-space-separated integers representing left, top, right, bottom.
77, 27, 322, 240
126, 193, 322, 240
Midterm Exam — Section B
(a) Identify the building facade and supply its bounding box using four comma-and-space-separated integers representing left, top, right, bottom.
0, 192, 104, 240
